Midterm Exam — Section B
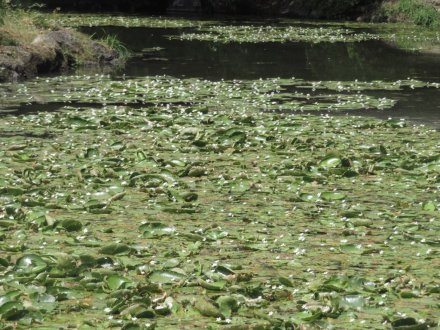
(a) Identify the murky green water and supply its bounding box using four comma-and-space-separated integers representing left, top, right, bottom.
77, 24, 440, 127
0, 15, 439, 330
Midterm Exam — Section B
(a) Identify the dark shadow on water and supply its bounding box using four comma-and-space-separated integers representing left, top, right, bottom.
79, 26, 440, 127
82, 26, 440, 82
2, 24, 439, 128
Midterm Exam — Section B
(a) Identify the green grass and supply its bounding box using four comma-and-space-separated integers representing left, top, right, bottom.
0, 8, 41, 46
0, 0, 8, 24
101, 33, 130, 60
384, 0, 440, 28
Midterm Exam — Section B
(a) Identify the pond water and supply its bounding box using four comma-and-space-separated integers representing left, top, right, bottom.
1, 15, 439, 329
78, 24, 440, 127
1, 18, 440, 128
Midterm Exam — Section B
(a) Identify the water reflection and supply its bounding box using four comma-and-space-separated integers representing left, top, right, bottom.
83, 26, 440, 82
6, 24, 440, 127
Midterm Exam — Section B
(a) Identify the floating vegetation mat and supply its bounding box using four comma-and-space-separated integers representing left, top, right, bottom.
2, 75, 438, 112
0, 73, 439, 329
38, 13, 440, 51
40, 14, 214, 29
174, 22, 440, 48
377, 24, 440, 52
176, 25, 379, 44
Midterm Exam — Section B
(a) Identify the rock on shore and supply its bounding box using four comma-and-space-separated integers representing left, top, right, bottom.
0, 29, 119, 82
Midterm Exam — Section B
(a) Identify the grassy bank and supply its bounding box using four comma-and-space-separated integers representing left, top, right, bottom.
0, 7, 44, 47
0, 4, 126, 82
381, 0, 440, 28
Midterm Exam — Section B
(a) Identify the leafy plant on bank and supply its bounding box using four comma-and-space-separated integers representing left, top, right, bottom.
384, 0, 440, 28
0, 0, 9, 24
101, 33, 130, 60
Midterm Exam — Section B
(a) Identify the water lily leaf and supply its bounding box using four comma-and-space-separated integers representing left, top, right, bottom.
61, 219, 83, 232
299, 193, 318, 202
216, 296, 239, 318
339, 244, 363, 254
162, 207, 197, 214
215, 264, 236, 276
79, 254, 96, 267
422, 201, 436, 211
67, 116, 93, 126
206, 230, 228, 241
15, 254, 48, 274
106, 275, 132, 291
340, 295, 365, 309
400, 290, 419, 298
0, 301, 25, 320
0, 220, 15, 229
319, 275, 364, 293
0, 187, 26, 196
148, 270, 186, 284
391, 317, 427, 330
0, 295, 13, 308
139, 222, 176, 238
30, 293, 57, 312
187, 167, 207, 177
99, 244, 131, 255
321, 191, 346, 201
154, 303, 171, 316
198, 279, 226, 291
279, 276, 294, 287
181, 192, 198, 202
292, 310, 323, 322
162, 258, 181, 269
194, 298, 221, 318
0, 258, 9, 268
319, 155, 342, 169
120, 304, 155, 318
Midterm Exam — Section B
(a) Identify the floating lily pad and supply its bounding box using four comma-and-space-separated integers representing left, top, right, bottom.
15, 254, 48, 274
217, 296, 239, 318
319, 155, 342, 169
0, 301, 25, 320
278, 276, 294, 287
299, 193, 318, 202
61, 219, 83, 232
139, 222, 176, 238
99, 244, 131, 255
148, 270, 186, 284
106, 275, 132, 291
321, 191, 347, 201
194, 298, 221, 318
121, 304, 155, 319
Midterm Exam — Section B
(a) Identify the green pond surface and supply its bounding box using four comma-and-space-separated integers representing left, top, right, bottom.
0, 14, 439, 329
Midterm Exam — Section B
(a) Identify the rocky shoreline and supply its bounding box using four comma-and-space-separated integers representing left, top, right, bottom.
0, 29, 120, 83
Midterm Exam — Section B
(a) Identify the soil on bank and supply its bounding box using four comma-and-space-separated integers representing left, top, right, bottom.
0, 9, 121, 83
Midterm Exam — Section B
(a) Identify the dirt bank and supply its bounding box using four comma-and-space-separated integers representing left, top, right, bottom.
0, 29, 120, 82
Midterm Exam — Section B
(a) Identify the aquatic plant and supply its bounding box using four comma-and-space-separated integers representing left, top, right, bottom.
3, 75, 437, 113
40, 13, 214, 29
101, 34, 130, 60
0, 72, 439, 329
383, 0, 440, 29
177, 25, 379, 44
